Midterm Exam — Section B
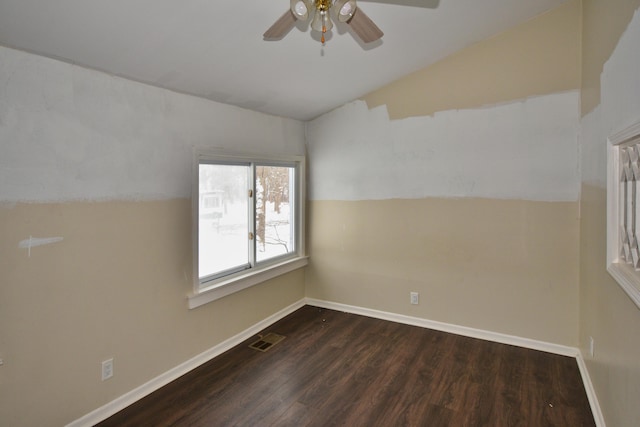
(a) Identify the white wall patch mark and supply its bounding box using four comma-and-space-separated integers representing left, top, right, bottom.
18, 236, 64, 256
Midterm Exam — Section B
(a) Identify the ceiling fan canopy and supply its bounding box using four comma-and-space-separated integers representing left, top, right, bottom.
264, 0, 384, 45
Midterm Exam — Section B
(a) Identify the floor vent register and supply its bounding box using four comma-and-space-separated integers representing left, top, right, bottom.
249, 332, 286, 352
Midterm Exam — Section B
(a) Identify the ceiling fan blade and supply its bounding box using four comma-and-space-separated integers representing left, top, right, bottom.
347, 8, 384, 43
263, 10, 297, 40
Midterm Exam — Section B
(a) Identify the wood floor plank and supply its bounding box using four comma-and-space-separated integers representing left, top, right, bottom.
97, 306, 596, 427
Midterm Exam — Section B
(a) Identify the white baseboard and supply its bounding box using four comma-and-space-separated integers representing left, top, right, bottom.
305, 298, 578, 356
66, 298, 306, 427
69, 297, 605, 427
305, 298, 605, 427
576, 353, 607, 427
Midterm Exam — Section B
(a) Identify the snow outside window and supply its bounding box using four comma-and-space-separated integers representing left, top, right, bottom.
191, 151, 306, 306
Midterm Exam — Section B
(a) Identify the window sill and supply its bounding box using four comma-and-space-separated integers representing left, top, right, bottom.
188, 256, 308, 309
607, 263, 640, 310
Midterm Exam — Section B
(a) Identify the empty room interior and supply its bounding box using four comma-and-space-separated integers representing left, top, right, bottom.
1, 0, 640, 426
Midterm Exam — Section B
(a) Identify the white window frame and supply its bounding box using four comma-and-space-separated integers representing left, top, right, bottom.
188, 149, 307, 309
607, 118, 640, 309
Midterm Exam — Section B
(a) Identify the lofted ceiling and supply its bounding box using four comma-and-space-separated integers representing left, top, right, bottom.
0, 0, 568, 121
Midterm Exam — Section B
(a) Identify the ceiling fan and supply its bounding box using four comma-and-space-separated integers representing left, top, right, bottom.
263, 0, 384, 45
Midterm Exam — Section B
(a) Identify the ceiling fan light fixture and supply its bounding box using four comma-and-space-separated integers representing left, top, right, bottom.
265, 0, 382, 45
334, 0, 357, 22
290, 0, 310, 20
311, 9, 333, 32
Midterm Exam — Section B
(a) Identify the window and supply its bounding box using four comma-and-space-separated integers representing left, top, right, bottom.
190, 151, 307, 308
607, 118, 640, 309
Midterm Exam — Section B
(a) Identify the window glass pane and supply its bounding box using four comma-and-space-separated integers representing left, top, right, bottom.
255, 165, 295, 263
199, 164, 249, 281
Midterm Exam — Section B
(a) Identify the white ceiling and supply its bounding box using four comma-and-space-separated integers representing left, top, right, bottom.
0, 0, 568, 121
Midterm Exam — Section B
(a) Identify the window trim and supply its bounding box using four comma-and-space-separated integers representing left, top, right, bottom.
189, 149, 307, 309
607, 118, 640, 309
188, 256, 308, 309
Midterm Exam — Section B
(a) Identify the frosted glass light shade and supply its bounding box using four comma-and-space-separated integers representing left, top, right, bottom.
290, 0, 309, 20
335, 0, 357, 22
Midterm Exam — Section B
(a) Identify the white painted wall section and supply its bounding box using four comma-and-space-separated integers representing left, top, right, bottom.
601, 8, 640, 148
580, 106, 606, 189
0, 46, 305, 203
307, 92, 580, 202
581, 6, 640, 195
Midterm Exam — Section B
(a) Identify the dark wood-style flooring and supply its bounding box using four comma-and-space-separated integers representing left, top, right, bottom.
97, 305, 595, 426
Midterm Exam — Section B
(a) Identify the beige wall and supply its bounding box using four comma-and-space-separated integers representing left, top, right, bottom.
306, 0, 582, 347
307, 199, 579, 345
579, 185, 640, 425
0, 46, 307, 426
363, 0, 581, 120
579, 1, 640, 426
0, 200, 305, 426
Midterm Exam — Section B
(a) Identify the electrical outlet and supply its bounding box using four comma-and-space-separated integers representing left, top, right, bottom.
589, 336, 595, 358
102, 358, 114, 381
410, 292, 419, 305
